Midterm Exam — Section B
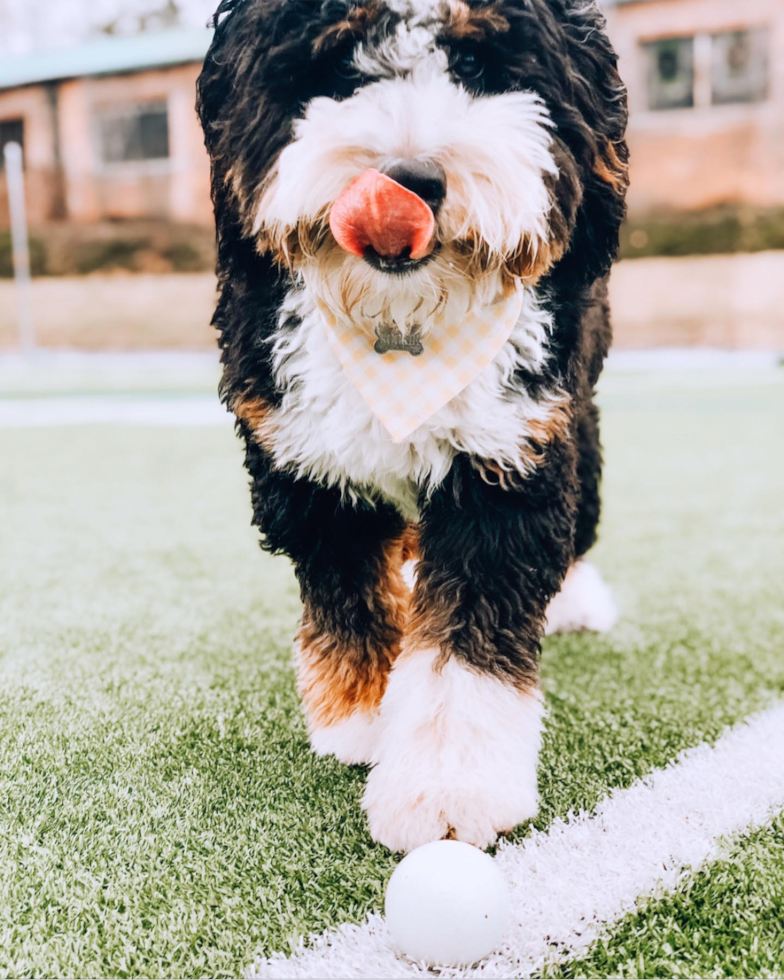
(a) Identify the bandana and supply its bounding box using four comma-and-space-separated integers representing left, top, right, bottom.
317, 288, 524, 443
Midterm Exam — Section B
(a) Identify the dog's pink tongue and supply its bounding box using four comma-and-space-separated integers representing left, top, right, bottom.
330, 168, 435, 261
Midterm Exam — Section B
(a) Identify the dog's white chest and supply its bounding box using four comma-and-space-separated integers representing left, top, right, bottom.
265, 289, 555, 519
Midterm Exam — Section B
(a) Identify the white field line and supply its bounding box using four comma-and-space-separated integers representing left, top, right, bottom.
250, 703, 784, 979
0, 396, 229, 427
605, 348, 782, 372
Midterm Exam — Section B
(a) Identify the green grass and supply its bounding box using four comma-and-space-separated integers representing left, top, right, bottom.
544, 815, 784, 979
0, 369, 782, 978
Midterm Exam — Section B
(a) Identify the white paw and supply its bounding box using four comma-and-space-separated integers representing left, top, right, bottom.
363, 650, 543, 853
308, 708, 382, 766
364, 765, 539, 853
545, 560, 618, 636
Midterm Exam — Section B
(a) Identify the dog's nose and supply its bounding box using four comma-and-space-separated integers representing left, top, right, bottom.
330, 168, 437, 266
381, 159, 447, 217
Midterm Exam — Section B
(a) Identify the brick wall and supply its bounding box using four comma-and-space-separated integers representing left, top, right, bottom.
3, 7, 784, 228
606, 0, 784, 215
0, 85, 62, 224
0, 62, 211, 227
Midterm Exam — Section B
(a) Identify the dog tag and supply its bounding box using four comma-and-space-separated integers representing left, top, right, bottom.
374, 323, 425, 357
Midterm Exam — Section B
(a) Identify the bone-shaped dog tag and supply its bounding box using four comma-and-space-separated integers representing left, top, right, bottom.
374, 323, 424, 357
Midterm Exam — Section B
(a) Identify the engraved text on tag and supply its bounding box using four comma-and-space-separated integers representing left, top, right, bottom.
374, 323, 425, 357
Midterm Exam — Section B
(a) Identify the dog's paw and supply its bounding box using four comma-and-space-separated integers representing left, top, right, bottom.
362, 649, 543, 852
308, 708, 382, 766
364, 760, 539, 852
545, 560, 617, 636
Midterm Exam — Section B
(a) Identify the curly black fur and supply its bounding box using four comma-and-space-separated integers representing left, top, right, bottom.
197, 0, 628, 692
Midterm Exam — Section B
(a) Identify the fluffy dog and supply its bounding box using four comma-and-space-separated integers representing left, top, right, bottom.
198, 0, 628, 853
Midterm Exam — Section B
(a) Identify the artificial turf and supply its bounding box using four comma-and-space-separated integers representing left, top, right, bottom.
544, 814, 784, 979
0, 368, 782, 978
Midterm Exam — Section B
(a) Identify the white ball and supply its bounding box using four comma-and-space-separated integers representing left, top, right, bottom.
385, 840, 511, 967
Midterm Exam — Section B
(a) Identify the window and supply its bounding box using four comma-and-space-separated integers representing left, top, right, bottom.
711, 29, 768, 105
642, 28, 770, 113
95, 101, 170, 166
0, 119, 24, 170
644, 37, 695, 111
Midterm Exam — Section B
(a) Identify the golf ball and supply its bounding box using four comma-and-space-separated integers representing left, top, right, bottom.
385, 840, 511, 967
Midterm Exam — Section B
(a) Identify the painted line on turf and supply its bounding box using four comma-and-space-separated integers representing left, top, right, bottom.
248, 703, 784, 979
0, 396, 229, 427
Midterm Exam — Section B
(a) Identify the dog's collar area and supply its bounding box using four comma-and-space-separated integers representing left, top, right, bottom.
316, 286, 524, 443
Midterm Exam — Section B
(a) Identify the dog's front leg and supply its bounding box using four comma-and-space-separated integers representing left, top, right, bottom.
287, 493, 413, 767
235, 403, 414, 766
363, 453, 577, 853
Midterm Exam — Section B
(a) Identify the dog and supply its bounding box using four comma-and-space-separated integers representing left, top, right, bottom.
197, 0, 628, 853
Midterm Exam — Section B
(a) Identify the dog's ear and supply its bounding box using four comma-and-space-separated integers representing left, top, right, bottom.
197, 0, 372, 278
198, 0, 318, 279
197, 0, 276, 280
554, 0, 629, 286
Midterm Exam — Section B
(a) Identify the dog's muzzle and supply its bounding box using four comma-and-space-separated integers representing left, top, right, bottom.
330, 162, 446, 273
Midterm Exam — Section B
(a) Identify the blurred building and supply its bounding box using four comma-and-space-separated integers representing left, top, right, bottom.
1, 6, 783, 228
605, 0, 784, 215
0, 29, 212, 227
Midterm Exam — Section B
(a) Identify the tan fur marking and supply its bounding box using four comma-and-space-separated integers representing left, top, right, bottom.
401, 523, 420, 564
526, 397, 572, 444
474, 459, 525, 490
296, 631, 391, 727
506, 239, 564, 283
297, 532, 412, 728
379, 533, 413, 633
257, 213, 332, 270
594, 141, 629, 195
453, 234, 561, 285
445, 0, 510, 40
233, 395, 276, 449
313, 0, 384, 54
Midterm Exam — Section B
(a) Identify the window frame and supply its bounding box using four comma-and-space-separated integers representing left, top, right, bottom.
638, 25, 771, 117
92, 98, 172, 175
710, 28, 769, 107
643, 35, 696, 112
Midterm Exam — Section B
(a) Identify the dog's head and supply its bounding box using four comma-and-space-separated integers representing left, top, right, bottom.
199, 0, 628, 330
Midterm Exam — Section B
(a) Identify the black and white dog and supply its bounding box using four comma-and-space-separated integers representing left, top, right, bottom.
198, 0, 628, 853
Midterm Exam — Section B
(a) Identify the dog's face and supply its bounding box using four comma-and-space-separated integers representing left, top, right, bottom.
200, 0, 628, 329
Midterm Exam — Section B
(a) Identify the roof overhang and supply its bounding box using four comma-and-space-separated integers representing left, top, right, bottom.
0, 29, 213, 92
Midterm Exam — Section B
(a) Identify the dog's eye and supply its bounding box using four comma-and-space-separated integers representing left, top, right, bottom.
453, 47, 484, 82
333, 51, 357, 81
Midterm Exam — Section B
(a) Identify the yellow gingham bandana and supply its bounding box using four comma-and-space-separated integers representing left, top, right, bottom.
318, 288, 524, 443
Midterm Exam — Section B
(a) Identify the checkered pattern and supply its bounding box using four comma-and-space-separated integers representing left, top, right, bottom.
317, 288, 525, 443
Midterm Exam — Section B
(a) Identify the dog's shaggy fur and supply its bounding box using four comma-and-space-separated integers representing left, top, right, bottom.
198, 0, 628, 853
